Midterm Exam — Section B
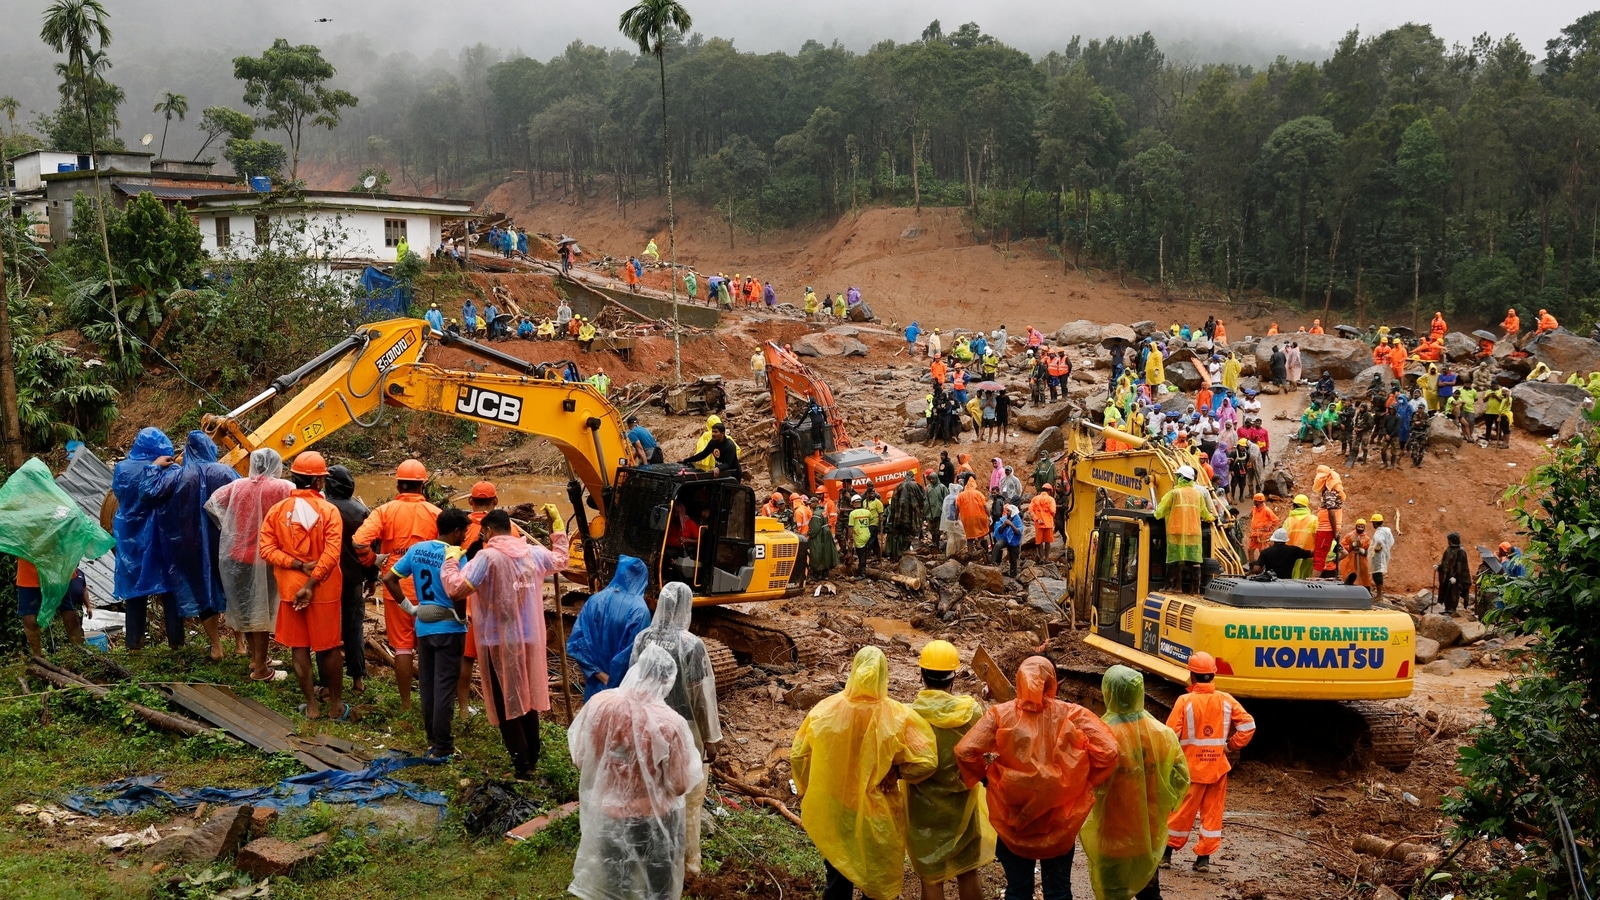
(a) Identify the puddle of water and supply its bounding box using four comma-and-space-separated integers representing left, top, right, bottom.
863, 616, 926, 640
353, 472, 570, 509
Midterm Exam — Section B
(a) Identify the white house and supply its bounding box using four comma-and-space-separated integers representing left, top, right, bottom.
190, 190, 474, 263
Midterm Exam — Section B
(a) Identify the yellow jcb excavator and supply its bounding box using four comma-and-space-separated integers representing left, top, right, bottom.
200, 318, 827, 688
1055, 417, 1418, 769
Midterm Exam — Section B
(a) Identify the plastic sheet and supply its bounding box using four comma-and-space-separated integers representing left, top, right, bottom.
62, 755, 448, 817
0, 458, 116, 626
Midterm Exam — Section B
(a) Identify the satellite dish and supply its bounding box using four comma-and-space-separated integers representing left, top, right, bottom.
140, 134, 153, 146
362, 175, 377, 189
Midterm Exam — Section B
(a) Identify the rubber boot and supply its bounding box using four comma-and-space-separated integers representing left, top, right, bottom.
1194, 855, 1212, 873
1161, 847, 1173, 869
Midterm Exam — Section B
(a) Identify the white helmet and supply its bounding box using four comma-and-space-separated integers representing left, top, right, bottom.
1176, 465, 1196, 481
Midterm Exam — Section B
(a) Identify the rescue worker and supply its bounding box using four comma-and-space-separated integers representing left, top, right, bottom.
587, 368, 611, 397
906, 641, 994, 900
1312, 464, 1345, 536
885, 472, 926, 558
146, 431, 238, 661
324, 466, 375, 695
1369, 513, 1395, 601
577, 317, 597, 352
352, 459, 441, 711
847, 495, 874, 579
1246, 493, 1278, 562
991, 504, 1023, 578
956, 476, 990, 556
425, 303, 444, 334
681, 422, 741, 479
1255, 528, 1311, 579
1163, 652, 1255, 873
1154, 465, 1214, 592
928, 328, 943, 359
1429, 311, 1447, 340
205, 448, 294, 680
1535, 308, 1559, 337
792, 646, 938, 900
1083, 666, 1191, 900
1339, 519, 1373, 588
1032, 450, 1057, 493
1029, 484, 1057, 561
1145, 345, 1166, 393
566, 556, 652, 700
259, 451, 346, 720
955, 656, 1119, 900
1502, 308, 1520, 341
383, 507, 470, 757
1387, 337, 1407, 380
1436, 532, 1472, 616
112, 427, 180, 651
536, 318, 556, 339
1283, 494, 1318, 579
751, 350, 766, 387
690, 416, 736, 474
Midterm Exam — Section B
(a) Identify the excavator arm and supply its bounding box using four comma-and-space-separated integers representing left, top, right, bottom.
762, 341, 851, 447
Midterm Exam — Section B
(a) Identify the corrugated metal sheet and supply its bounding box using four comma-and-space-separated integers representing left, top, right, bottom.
55, 449, 116, 604
113, 184, 244, 201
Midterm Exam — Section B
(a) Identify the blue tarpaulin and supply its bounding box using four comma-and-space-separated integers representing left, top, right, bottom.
358, 266, 412, 317
63, 755, 448, 817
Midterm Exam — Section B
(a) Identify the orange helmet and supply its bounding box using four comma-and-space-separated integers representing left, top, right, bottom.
396, 459, 428, 480
290, 451, 329, 477
1187, 652, 1218, 675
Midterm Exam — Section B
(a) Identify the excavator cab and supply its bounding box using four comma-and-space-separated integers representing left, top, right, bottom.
1093, 510, 1216, 651
599, 465, 760, 597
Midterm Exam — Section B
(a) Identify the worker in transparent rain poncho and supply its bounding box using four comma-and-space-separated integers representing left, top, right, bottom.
204, 448, 294, 681
630, 582, 722, 877
568, 643, 701, 900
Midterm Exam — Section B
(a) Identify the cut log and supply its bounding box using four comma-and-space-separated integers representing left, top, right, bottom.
26, 660, 215, 738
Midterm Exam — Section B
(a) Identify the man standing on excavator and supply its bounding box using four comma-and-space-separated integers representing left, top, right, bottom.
1154, 465, 1213, 593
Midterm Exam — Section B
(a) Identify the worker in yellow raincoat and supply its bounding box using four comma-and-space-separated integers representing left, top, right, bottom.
1154, 465, 1213, 592
1221, 353, 1241, 393
1145, 345, 1166, 392
905, 641, 994, 900
792, 646, 938, 900
1081, 665, 1190, 900
1284, 494, 1318, 578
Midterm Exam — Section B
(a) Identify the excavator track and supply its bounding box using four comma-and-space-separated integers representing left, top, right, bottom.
702, 637, 742, 697
694, 606, 831, 670
1345, 700, 1418, 772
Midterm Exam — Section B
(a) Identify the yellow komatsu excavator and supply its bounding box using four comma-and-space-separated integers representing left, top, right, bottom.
1056, 418, 1418, 769
200, 318, 827, 686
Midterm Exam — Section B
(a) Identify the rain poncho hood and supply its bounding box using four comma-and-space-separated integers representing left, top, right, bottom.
0, 458, 115, 625
146, 431, 238, 617
1082, 666, 1191, 900
954, 656, 1120, 859
791, 647, 938, 899
568, 643, 702, 900
112, 427, 175, 599
445, 531, 569, 723
629, 582, 722, 757
204, 449, 293, 632
906, 690, 996, 881
567, 556, 653, 700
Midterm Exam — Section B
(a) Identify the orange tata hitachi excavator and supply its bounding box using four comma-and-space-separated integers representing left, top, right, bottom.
762, 340, 922, 500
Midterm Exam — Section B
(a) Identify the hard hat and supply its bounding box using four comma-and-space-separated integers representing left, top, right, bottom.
396, 459, 428, 480
1270, 528, 1289, 542
1253, 492, 1265, 501
470, 481, 497, 499
290, 451, 329, 477
1042, 483, 1054, 492
851, 494, 863, 503
1355, 518, 1367, 526
1187, 651, 1218, 675
771, 492, 782, 502
1176, 464, 1196, 480
1293, 494, 1309, 507
1499, 541, 1513, 552
430, 303, 439, 309
919, 640, 960, 672
1370, 513, 1383, 522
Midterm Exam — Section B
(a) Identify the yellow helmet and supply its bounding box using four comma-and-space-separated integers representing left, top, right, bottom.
919, 640, 960, 672
1293, 494, 1309, 507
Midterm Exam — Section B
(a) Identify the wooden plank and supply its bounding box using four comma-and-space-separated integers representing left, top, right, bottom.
970, 645, 1016, 703
164, 684, 334, 772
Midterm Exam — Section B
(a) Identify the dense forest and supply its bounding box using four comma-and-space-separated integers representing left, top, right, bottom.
10, 12, 1600, 323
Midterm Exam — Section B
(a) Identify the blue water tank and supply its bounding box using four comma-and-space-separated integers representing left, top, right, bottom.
57, 163, 76, 173
248, 176, 271, 192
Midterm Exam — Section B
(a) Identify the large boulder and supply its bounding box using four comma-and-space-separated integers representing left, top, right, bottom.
1237, 375, 1262, 395
1443, 332, 1479, 363
1352, 364, 1394, 394
1016, 399, 1075, 433
1511, 382, 1590, 435
1131, 320, 1159, 338
1255, 333, 1372, 380
1055, 320, 1104, 345
1428, 426, 1463, 449
1164, 360, 1204, 392
1030, 426, 1064, 460
959, 564, 1007, 593
1417, 613, 1463, 647
1414, 636, 1442, 664
795, 332, 869, 358
903, 397, 928, 424
1458, 620, 1488, 645
930, 559, 963, 583
1527, 328, 1600, 376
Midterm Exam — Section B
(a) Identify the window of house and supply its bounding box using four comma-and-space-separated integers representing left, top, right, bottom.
384, 218, 407, 247
215, 217, 230, 248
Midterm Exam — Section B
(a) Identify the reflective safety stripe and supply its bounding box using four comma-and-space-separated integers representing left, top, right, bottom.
1168, 830, 1191, 839
1222, 701, 1233, 742
1180, 737, 1228, 747
1236, 721, 1256, 732
1185, 704, 1196, 742
1199, 829, 1224, 838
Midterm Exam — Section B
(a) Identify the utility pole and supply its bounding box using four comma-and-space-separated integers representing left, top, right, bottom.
0, 215, 26, 471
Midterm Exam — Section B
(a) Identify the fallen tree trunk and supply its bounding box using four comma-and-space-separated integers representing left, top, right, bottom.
26, 659, 214, 737
712, 770, 804, 828
863, 567, 924, 591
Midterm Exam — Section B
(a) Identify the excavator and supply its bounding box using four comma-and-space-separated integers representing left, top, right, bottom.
762, 341, 922, 500
200, 318, 826, 691
1054, 418, 1419, 769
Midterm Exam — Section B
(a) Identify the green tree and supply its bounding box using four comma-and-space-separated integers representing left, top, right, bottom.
65, 191, 204, 343
151, 90, 187, 158
222, 138, 287, 181
232, 39, 359, 182
618, 0, 693, 384
192, 105, 254, 161
0, 96, 19, 136
696, 134, 767, 247
1257, 116, 1342, 303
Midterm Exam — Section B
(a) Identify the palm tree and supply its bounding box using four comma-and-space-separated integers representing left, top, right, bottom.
619, 0, 691, 385
0, 96, 19, 137
152, 90, 187, 159
41, 0, 123, 355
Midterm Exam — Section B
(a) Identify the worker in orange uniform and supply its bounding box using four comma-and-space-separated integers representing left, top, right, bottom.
955, 475, 990, 555
258, 451, 347, 721
1163, 651, 1255, 873
1266, 322, 1279, 336
1414, 335, 1443, 362
1386, 337, 1407, 380
1429, 311, 1446, 340
762, 492, 786, 519
791, 494, 813, 538
1213, 320, 1228, 344
352, 458, 441, 711
931, 355, 948, 388
1536, 308, 1559, 337
1501, 308, 1520, 341
955, 656, 1119, 900
1028, 484, 1057, 561
1308, 318, 1324, 335
1246, 493, 1279, 562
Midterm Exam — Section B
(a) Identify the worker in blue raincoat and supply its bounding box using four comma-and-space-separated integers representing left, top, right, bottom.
113, 427, 181, 650
143, 431, 239, 660
566, 555, 652, 700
